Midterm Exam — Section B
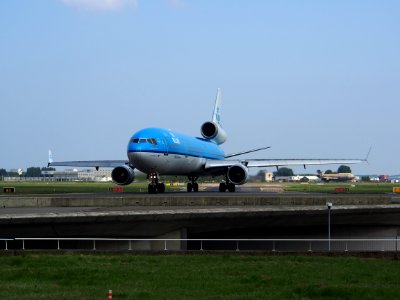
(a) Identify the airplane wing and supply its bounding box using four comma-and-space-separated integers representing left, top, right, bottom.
48, 160, 129, 169
225, 146, 271, 158
244, 158, 366, 168
207, 147, 370, 170
47, 150, 129, 169
205, 158, 366, 170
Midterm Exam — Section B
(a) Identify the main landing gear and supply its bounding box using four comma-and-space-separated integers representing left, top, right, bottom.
219, 176, 236, 192
147, 172, 165, 194
187, 176, 199, 192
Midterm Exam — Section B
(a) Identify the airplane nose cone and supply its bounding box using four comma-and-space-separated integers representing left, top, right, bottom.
128, 151, 158, 174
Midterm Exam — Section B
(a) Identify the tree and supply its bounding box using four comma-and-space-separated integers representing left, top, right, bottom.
325, 169, 333, 174
0, 169, 7, 177
7, 171, 19, 177
361, 176, 371, 182
274, 167, 294, 177
337, 165, 351, 173
25, 167, 41, 177
254, 170, 267, 181
41, 167, 55, 171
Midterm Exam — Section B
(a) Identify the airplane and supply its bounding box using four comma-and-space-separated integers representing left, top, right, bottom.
48, 89, 367, 193
319, 173, 356, 182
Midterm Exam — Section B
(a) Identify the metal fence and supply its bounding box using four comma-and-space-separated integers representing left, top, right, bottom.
0, 238, 398, 252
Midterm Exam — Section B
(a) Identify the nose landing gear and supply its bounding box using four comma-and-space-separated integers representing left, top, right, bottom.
147, 172, 165, 194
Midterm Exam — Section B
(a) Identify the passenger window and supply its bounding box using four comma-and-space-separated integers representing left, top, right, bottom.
131, 138, 139, 143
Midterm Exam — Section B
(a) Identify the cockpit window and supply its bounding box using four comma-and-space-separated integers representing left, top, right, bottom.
147, 138, 157, 145
131, 138, 157, 145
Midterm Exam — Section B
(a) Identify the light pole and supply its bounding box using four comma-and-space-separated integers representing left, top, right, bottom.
327, 202, 332, 252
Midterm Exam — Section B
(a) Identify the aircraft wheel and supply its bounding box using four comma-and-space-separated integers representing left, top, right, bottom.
187, 182, 193, 192
148, 184, 157, 194
193, 182, 199, 192
219, 182, 226, 192
228, 183, 236, 192
158, 183, 165, 193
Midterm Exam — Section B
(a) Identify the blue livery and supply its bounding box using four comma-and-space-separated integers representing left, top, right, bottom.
128, 128, 225, 160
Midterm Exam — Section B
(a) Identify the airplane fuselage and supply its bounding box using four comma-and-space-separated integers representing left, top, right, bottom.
128, 127, 224, 176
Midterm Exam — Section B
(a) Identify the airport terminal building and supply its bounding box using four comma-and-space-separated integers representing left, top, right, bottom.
4, 169, 112, 182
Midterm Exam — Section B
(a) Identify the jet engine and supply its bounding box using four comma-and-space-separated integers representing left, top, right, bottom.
200, 121, 227, 145
227, 164, 248, 185
111, 165, 135, 185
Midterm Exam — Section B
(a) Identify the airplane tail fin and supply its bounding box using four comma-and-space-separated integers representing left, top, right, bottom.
364, 146, 372, 163
48, 150, 53, 166
212, 88, 222, 126
200, 88, 227, 144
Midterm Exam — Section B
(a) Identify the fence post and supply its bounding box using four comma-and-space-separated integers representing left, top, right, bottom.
345, 241, 348, 252
5, 240, 8, 251
93, 240, 96, 251
200, 240, 203, 251
128, 240, 132, 251
164, 240, 167, 251
57, 240, 60, 250
308, 241, 312, 252
236, 240, 239, 252
272, 240, 276, 252
108, 289, 112, 300
22, 239, 25, 250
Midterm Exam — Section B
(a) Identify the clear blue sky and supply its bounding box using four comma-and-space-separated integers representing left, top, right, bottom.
1, 0, 399, 175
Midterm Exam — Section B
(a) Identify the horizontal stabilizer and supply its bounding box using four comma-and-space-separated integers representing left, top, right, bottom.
48, 160, 129, 169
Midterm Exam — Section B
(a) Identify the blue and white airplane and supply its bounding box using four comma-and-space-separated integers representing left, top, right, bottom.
49, 90, 367, 193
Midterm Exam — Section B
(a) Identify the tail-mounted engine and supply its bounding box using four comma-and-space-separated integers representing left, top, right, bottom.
111, 165, 135, 185
227, 164, 248, 185
201, 121, 227, 145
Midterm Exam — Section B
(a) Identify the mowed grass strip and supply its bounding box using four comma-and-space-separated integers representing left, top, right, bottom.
1, 181, 399, 195
0, 182, 180, 194
0, 254, 399, 299
285, 182, 400, 194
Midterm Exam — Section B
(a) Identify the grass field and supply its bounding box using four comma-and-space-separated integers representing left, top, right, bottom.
0, 254, 399, 299
0, 182, 182, 194
284, 182, 400, 194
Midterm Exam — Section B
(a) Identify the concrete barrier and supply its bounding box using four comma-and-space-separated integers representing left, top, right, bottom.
0, 194, 394, 208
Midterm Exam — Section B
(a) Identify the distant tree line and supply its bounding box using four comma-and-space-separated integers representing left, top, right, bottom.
318, 165, 352, 175
0, 169, 19, 177
273, 167, 294, 177
273, 165, 353, 178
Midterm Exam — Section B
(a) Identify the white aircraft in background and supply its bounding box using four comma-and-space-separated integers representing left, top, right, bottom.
49, 89, 367, 193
